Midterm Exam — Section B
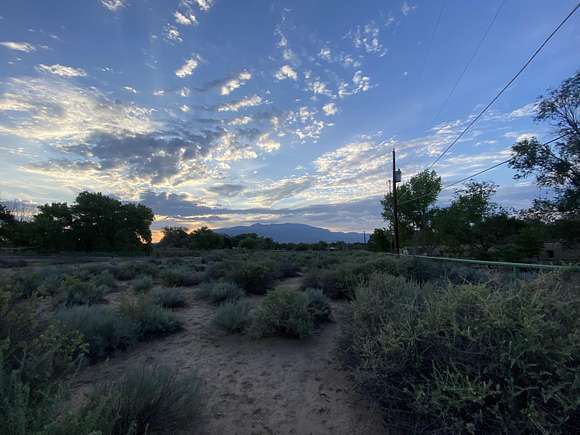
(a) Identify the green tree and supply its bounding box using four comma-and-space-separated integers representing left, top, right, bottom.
190, 226, 226, 250
33, 202, 74, 251
509, 71, 580, 217
367, 228, 391, 252
381, 170, 441, 245
158, 227, 191, 248
0, 203, 16, 246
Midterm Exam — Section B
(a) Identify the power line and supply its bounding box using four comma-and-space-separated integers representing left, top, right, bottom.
428, 0, 507, 127
425, 2, 579, 170
398, 134, 568, 206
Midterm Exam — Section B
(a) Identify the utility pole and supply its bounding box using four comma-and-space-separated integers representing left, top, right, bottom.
392, 148, 400, 255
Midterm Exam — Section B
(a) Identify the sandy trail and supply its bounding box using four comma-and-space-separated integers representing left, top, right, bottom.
71, 278, 385, 435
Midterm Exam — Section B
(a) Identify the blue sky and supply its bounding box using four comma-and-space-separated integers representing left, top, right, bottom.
0, 0, 578, 237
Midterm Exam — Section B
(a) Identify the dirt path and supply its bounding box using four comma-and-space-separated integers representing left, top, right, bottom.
71, 278, 385, 435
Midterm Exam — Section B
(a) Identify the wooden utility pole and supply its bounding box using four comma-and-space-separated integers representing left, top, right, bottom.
392, 148, 400, 255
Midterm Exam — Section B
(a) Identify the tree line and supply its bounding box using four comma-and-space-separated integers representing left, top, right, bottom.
0, 191, 154, 252
373, 71, 579, 261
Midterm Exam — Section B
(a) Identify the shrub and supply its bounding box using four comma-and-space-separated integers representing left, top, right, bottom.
302, 266, 359, 299
60, 276, 105, 306
56, 305, 138, 361
250, 288, 313, 338
57, 365, 202, 435
160, 268, 203, 287
213, 301, 252, 333
132, 275, 154, 293
119, 297, 181, 338
196, 281, 245, 304
304, 288, 332, 324
227, 262, 275, 295
151, 288, 187, 308
341, 272, 580, 434
2, 271, 43, 299
91, 270, 116, 290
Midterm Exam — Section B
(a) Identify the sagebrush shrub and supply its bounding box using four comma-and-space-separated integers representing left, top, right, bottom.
56, 365, 202, 435
341, 272, 580, 434
250, 288, 313, 338
304, 288, 332, 324
119, 297, 181, 338
160, 268, 203, 287
56, 305, 138, 361
196, 281, 245, 304
151, 287, 187, 308
60, 276, 105, 306
132, 275, 154, 293
213, 300, 252, 333
227, 262, 275, 295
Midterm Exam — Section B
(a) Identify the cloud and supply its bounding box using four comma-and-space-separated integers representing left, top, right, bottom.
208, 184, 245, 197
153, 89, 165, 96
36, 64, 87, 77
401, 1, 417, 16
318, 47, 332, 61
193, 0, 213, 11
0, 41, 36, 52
100, 0, 127, 12
256, 133, 281, 152
248, 177, 313, 203
322, 103, 338, 116
0, 77, 156, 142
164, 25, 183, 43
275, 64, 298, 81
509, 102, 537, 118
228, 115, 253, 126
307, 80, 333, 97
180, 104, 190, 112
220, 71, 252, 95
217, 95, 263, 112
179, 87, 190, 97
338, 70, 372, 97
175, 54, 200, 78
123, 85, 138, 93
174, 10, 197, 25
350, 21, 387, 56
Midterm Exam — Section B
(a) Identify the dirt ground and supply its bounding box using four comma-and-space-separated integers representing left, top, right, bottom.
70, 277, 386, 435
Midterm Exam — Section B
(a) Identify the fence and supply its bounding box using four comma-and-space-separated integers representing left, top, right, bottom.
385, 252, 580, 280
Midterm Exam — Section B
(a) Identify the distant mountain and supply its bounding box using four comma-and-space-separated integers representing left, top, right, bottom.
215, 223, 366, 244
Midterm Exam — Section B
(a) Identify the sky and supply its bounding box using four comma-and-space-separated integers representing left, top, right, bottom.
0, 0, 578, 239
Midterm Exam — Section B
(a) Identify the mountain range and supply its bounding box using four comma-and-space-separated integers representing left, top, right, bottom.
215, 223, 366, 244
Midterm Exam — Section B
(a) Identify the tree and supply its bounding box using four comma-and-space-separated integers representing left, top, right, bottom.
190, 226, 226, 250
158, 227, 191, 249
33, 203, 74, 251
367, 228, 391, 252
509, 71, 580, 217
0, 203, 16, 245
381, 170, 441, 245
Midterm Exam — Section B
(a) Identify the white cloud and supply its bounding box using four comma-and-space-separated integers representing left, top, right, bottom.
308, 80, 333, 97
509, 102, 537, 118
220, 71, 252, 95
350, 21, 387, 56
0, 77, 156, 142
175, 54, 200, 78
217, 95, 263, 112
257, 133, 281, 152
318, 47, 332, 61
153, 89, 165, 96
100, 0, 127, 12
179, 86, 190, 97
338, 71, 372, 98
193, 0, 213, 11
165, 25, 183, 43
123, 86, 138, 94
36, 64, 87, 77
228, 115, 252, 126
0, 41, 36, 52
322, 103, 338, 116
275, 64, 298, 81
401, 1, 417, 16
180, 104, 190, 112
174, 10, 197, 25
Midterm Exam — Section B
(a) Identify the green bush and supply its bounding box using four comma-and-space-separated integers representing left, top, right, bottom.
227, 262, 275, 295
119, 297, 182, 338
91, 270, 116, 290
60, 276, 105, 306
151, 287, 187, 308
196, 281, 245, 304
302, 266, 359, 299
341, 272, 580, 434
160, 268, 203, 287
56, 305, 138, 361
250, 288, 313, 338
56, 365, 202, 435
132, 275, 154, 293
213, 301, 252, 333
304, 288, 332, 324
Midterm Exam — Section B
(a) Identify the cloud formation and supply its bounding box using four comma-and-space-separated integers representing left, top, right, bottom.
0, 41, 36, 52
36, 64, 87, 77
175, 54, 200, 78
100, 0, 126, 12
275, 65, 298, 81
217, 95, 263, 112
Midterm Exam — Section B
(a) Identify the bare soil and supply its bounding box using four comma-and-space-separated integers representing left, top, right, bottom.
70, 277, 385, 435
